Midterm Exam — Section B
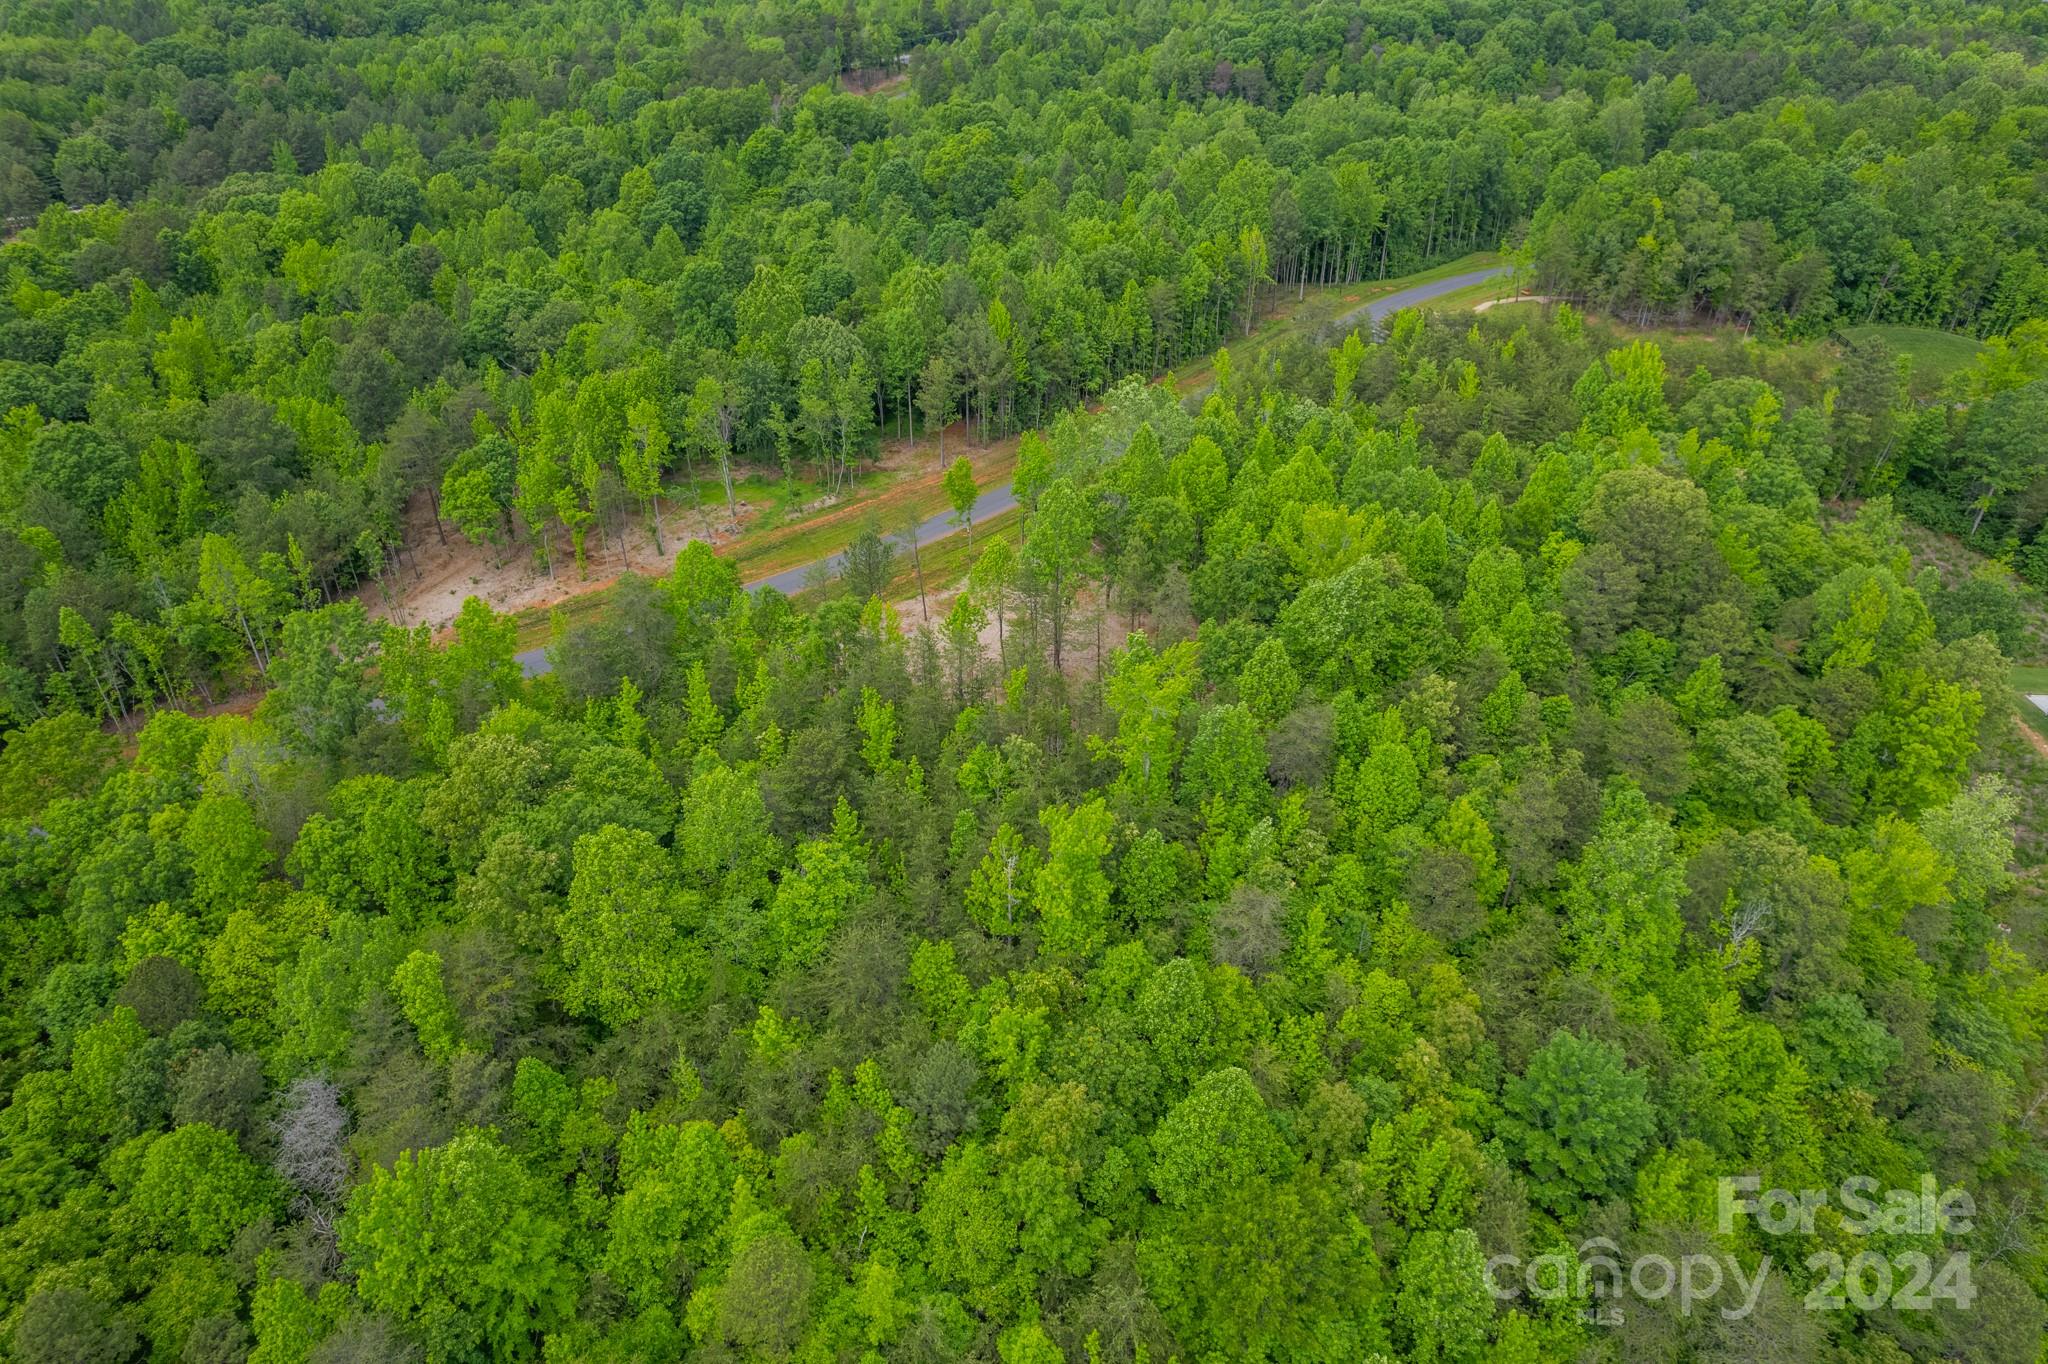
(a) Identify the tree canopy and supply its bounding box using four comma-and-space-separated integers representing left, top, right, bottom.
2, 1, 2047, 1361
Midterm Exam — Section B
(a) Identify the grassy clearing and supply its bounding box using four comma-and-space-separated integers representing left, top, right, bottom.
1410, 274, 1523, 314
1564, 311, 1837, 403
2015, 666, 2048, 738
795, 505, 1026, 612
1556, 314, 1979, 406
662, 471, 823, 528
1842, 324, 1983, 396
889, 506, 1024, 600
1998, 667, 2048, 865
728, 435, 1020, 582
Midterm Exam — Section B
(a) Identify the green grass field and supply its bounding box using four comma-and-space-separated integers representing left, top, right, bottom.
1412, 275, 1525, 313
725, 438, 1018, 580
1464, 297, 1552, 318
1840, 324, 1984, 397
2014, 665, 2048, 737
792, 506, 1027, 614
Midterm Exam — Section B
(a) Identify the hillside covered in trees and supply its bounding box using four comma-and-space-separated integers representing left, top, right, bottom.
3, 0, 2048, 717
3, 0, 2048, 1361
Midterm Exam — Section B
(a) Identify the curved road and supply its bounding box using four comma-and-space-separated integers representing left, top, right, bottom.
517, 264, 1510, 676
1331, 265, 1509, 337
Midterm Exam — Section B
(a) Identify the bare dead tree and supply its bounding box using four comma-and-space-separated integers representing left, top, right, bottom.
274, 1076, 351, 1203
1724, 897, 1771, 952
1974, 1194, 2035, 1264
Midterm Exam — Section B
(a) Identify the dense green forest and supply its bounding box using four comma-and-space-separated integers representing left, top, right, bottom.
3, 0, 2048, 1360
2, 0, 2048, 717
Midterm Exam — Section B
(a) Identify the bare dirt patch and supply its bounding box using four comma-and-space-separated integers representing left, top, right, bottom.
1473, 294, 1564, 312
2017, 715, 2048, 763
361, 489, 746, 634
889, 579, 1182, 689
872, 423, 955, 475
842, 62, 911, 96
362, 423, 1010, 633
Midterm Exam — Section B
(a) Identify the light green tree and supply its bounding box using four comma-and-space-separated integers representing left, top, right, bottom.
391, 950, 462, 1062
970, 538, 1016, 670
765, 798, 868, 971
1561, 784, 1685, 994
967, 822, 1038, 941
1148, 1066, 1289, 1208
196, 534, 284, 678
1023, 478, 1094, 672
686, 375, 738, 526
130, 1123, 279, 1253
1394, 1228, 1492, 1364
1237, 636, 1301, 724
602, 1116, 735, 1307
943, 455, 978, 545
338, 1129, 576, 1361
561, 825, 703, 1028
1099, 633, 1198, 807
1332, 329, 1367, 409
620, 395, 670, 554
1033, 798, 1116, 958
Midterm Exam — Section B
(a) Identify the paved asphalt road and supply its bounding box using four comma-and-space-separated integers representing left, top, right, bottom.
516, 265, 1511, 677
1328, 265, 1509, 338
